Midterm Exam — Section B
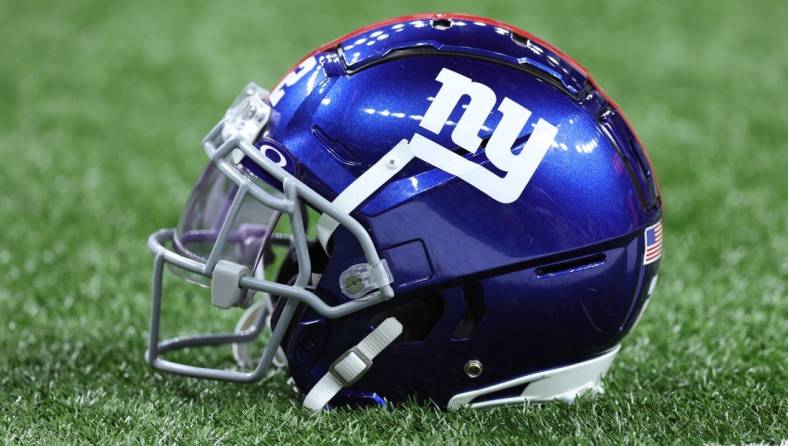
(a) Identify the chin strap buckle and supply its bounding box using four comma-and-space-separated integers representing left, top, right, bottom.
303, 317, 403, 412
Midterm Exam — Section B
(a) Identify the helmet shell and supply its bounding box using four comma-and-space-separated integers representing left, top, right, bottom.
259, 14, 661, 407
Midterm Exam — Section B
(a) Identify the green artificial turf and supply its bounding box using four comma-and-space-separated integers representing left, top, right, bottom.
0, 0, 786, 444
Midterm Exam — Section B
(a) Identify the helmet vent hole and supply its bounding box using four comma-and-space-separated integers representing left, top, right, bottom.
474, 383, 530, 403
370, 294, 443, 343
451, 283, 486, 340
536, 254, 606, 278
431, 18, 452, 30
510, 33, 530, 48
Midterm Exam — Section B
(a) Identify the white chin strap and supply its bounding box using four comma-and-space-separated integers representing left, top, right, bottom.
303, 317, 403, 412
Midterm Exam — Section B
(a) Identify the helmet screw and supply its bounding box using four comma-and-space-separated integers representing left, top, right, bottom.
464, 359, 483, 378
385, 156, 400, 170
343, 274, 364, 295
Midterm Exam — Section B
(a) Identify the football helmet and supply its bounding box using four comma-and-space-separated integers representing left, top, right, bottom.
146, 13, 662, 411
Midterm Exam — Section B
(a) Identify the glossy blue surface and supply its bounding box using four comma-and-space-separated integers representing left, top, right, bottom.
257, 14, 662, 407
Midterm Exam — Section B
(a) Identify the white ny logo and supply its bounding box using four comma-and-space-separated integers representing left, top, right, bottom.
315, 68, 560, 246
409, 68, 558, 203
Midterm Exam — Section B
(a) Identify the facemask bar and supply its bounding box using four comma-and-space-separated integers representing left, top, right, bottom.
146, 93, 395, 383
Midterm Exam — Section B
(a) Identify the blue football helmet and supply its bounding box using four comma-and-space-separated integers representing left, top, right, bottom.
146, 13, 662, 411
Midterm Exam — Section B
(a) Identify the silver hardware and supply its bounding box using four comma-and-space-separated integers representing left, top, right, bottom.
464, 359, 483, 378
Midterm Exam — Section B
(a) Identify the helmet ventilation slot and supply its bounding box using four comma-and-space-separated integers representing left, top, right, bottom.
312, 125, 362, 168
370, 294, 443, 343
510, 33, 530, 48
473, 383, 529, 402
431, 18, 452, 30
451, 283, 486, 340
536, 254, 606, 279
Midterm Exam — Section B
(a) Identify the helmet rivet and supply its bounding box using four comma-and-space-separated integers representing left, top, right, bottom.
385, 156, 399, 170
464, 360, 483, 378
343, 274, 364, 295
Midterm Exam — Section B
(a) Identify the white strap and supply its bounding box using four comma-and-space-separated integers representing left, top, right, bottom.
317, 140, 414, 249
303, 317, 403, 412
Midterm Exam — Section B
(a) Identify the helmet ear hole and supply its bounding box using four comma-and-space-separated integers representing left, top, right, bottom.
369, 294, 443, 343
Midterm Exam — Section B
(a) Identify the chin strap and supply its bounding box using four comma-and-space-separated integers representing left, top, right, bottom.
303, 317, 403, 412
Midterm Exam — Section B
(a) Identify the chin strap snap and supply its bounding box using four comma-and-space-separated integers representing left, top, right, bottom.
303, 317, 403, 412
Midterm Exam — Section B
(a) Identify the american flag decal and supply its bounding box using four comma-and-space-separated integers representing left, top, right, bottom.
643, 220, 663, 265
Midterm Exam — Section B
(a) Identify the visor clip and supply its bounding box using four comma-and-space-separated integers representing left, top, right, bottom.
211, 260, 250, 309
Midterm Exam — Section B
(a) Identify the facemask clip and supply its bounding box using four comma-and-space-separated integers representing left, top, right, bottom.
339, 259, 393, 300
211, 260, 251, 309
